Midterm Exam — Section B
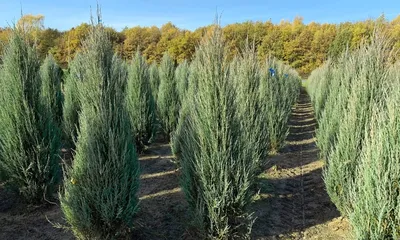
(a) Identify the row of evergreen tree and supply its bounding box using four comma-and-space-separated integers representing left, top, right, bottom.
307, 34, 400, 239
0, 20, 300, 239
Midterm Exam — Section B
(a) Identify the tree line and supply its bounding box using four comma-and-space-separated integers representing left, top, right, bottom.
1, 14, 400, 77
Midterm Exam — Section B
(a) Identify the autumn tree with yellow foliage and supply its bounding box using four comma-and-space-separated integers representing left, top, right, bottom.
3, 14, 400, 76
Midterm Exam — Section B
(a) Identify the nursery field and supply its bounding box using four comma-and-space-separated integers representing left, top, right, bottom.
2, 9, 400, 240
0, 89, 351, 240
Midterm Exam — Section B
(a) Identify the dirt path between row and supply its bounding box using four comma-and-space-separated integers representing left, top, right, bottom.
251, 87, 350, 239
133, 142, 190, 239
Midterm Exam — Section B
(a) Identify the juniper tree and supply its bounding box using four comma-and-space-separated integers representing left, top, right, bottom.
259, 57, 300, 152
307, 35, 390, 217
307, 32, 400, 239
149, 62, 160, 103
0, 29, 61, 203
349, 67, 400, 239
171, 61, 197, 160
230, 45, 269, 167
175, 60, 190, 103
157, 53, 179, 137
323, 38, 388, 215
171, 60, 192, 159
179, 25, 258, 239
312, 55, 355, 160
60, 23, 140, 239
126, 50, 155, 150
40, 54, 63, 125
62, 52, 85, 147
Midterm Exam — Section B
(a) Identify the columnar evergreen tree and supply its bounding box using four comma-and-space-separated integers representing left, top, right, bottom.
0, 29, 61, 203
149, 62, 160, 103
260, 57, 300, 152
178, 24, 258, 239
126, 50, 155, 150
307, 61, 333, 119
323, 38, 388, 215
309, 54, 355, 160
40, 54, 63, 125
349, 67, 400, 239
171, 62, 197, 160
230, 45, 269, 167
308, 35, 391, 224
62, 52, 85, 147
157, 52, 179, 137
171, 60, 190, 156
175, 59, 190, 103
350, 98, 398, 238
60, 23, 140, 239
308, 31, 400, 239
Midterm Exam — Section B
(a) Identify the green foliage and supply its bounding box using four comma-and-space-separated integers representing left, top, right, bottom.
307, 61, 333, 119
60, 24, 140, 239
308, 35, 394, 237
176, 24, 301, 239
170, 59, 190, 157
178, 24, 252, 239
0, 29, 61, 203
175, 59, 190, 103
260, 57, 301, 152
157, 52, 179, 136
40, 54, 63, 125
350, 70, 400, 239
149, 62, 160, 103
62, 53, 84, 147
171, 62, 196, 159
126, 50, 155, 150
328, 26, 353, 59
37, 28, 62, 60
230, 45, 269, 167
10, 14, 400, 78
308, 53, 355, 160
324, 38, 388, 216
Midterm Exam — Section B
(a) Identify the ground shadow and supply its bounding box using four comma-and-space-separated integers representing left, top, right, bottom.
0, 185, 74, 240
139, 157, 177, 175
139, 171, 181, 198
133, 190, 190, 240
251, 87, 340, 239
133, 142, 193, 240
252, 168, 339, 236
139, 142, 177, 175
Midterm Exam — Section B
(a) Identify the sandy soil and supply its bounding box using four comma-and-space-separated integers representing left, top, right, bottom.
0, 88, 351, 239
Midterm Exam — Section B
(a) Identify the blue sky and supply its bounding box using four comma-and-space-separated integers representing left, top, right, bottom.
0, 0, 399, 31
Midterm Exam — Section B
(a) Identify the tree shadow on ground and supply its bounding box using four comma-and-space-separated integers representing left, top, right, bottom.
133, 190, 191, 240
133, 142, 195, 240
251, 167, 340, 238
251, 88, 340, 239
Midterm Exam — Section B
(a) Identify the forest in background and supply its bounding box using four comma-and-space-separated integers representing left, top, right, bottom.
1, 14, 400, 77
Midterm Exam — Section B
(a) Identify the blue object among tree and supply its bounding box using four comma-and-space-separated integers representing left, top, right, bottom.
269, 68, 275, 76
